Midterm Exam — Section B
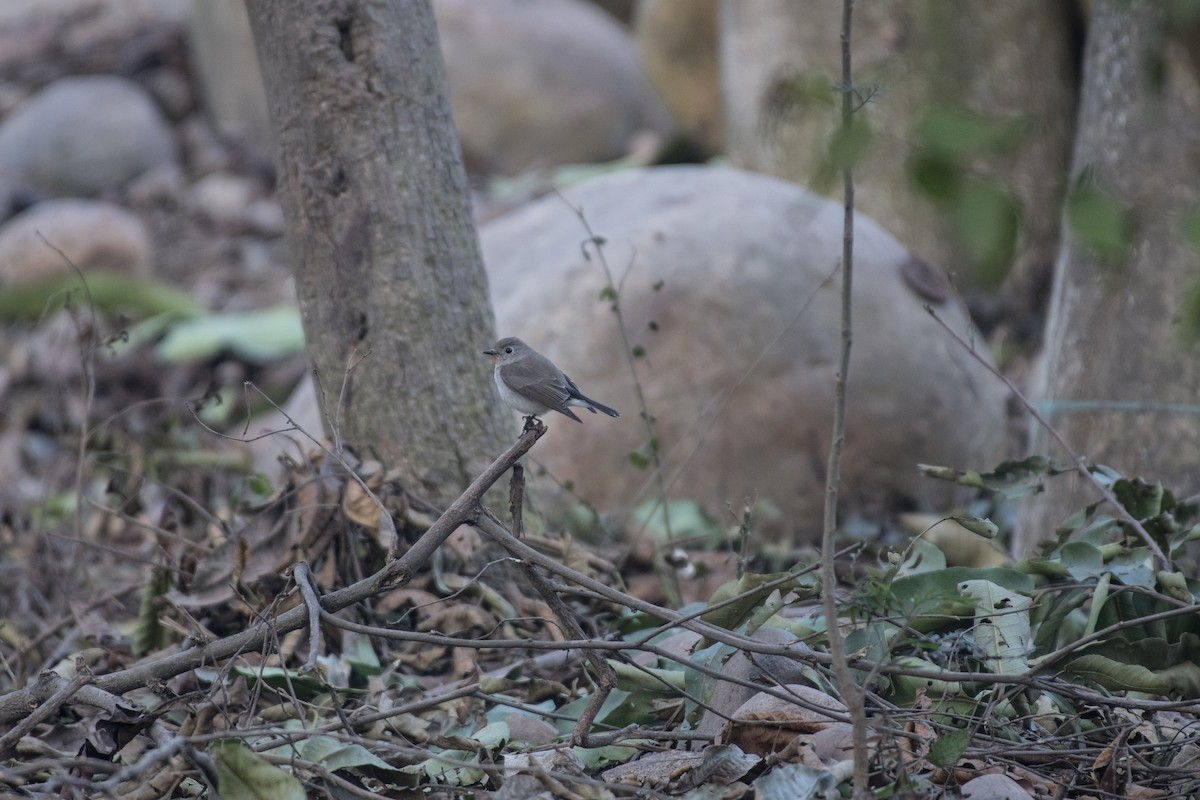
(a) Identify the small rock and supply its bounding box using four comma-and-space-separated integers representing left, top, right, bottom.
178, 115, 232, 175
0, 199, 152, 284
242, 199, 285, 238
141, 66, 195, 120
0, 76, 177, 197
189, 172, 257, 228
127, 163, 188, 208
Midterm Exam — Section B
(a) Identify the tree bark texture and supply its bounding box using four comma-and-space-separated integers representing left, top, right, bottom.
1019, 0, 1200, 552
244, 0, 509, 506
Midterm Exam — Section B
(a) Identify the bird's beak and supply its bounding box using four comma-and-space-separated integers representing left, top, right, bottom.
483, 349, 498, 357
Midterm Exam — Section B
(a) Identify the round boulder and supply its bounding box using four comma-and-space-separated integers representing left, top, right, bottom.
0, 199, 152, 284
0, 76, 177, 197
481, 165, 1008, 542
433, 0, 673, 175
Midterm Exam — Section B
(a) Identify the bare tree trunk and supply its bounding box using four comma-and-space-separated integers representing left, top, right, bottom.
244, 0, 509, 506
1018, 0, 1200, 553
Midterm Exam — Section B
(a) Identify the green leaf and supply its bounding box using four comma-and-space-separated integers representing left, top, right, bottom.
815, 117, 873, 190
1112, 478, 1165, 520
1055, 541, 1105, 581
211, 740, 306, 800
574, 741, 645, 771
701, 574, 797, 632
844, 619, 901, 663
229, 666, 326, 700
919, 456, 1065, 499
927, 727, 971, 769
132, 566, 172, 657
612, 660, 687, 693
277, 735, 397, 772
685, 642, 737, 723
1065, 175, 1131, 260
1106, 551, 1157, 589
951, 516, 1000, 539
958, 580, 1031, 675
405, 749, 486, 786
0, 270, 205, 321
341, 630, 382, 677
554, 688, 655, 734
245, 472, 274, 498
893, 537, 947, 576
888, 568, 1035, 620
631, 498, 722, 543
156, 306, 305, 364
1060, 654, 1170, 694
952, 178, 1019, 288
915, 106, 1026, 163
908, 153, 960, 202
827, 117, 872, 172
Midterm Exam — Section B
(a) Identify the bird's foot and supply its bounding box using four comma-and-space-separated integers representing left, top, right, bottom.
521, 415, 545, 433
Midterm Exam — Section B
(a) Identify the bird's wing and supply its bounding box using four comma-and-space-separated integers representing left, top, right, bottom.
500, 357, 572, 410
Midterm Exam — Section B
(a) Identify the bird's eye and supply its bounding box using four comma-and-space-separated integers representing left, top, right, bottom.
504, 347, 513, 354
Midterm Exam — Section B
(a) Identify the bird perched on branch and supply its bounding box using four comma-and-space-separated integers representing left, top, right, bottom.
484, 337, 619, 423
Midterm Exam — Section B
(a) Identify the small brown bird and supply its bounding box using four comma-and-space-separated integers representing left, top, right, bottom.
483, 337, 619, 423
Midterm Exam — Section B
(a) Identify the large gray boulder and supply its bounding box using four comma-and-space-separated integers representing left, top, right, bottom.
481, 165, 1008, 541
0, 76, 177, 197
433, 0, 673, 175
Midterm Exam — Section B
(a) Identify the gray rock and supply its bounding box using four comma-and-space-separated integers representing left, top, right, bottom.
189, 171, 257, 228
126, 162, 188, 207
177, 116, 233, 176
433, 0, 673, 175
0, 76, 177, 197
481, 165, 1008, 542
0, 199, 152, 284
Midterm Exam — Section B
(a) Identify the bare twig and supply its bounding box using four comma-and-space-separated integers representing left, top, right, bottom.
822, 2, 871, 796
0, 672, 93, 757
509, 463, 525, 537
292, 561, 322, 673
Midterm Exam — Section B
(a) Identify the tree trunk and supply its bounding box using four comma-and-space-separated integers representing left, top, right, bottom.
1017, 0, 1200, 552
244, 0, 509, 506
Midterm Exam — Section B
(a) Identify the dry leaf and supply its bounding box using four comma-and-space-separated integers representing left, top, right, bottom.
721, 684, 847, 755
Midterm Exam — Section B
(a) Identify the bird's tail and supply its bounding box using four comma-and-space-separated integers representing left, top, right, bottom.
581, 395, 619, 417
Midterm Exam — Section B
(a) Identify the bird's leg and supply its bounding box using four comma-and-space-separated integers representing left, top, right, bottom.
521, 415, 545, 434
